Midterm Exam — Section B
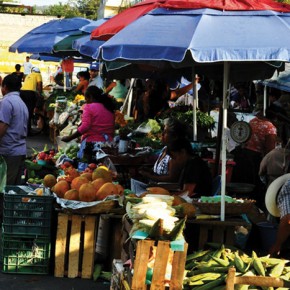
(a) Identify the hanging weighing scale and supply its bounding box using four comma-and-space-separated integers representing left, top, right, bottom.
230, 116, 252, 144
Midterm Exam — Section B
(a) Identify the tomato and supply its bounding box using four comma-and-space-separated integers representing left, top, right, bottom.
63, 161, 72, 168
88, 163, 97, 170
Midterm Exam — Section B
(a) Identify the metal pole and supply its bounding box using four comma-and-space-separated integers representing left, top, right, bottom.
193, 69, 198, 141
221, 62, 230, 221
263, 85, 267, 117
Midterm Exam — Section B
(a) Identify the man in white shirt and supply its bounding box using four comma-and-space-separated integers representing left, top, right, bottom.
23, 56, 33, 80
88, 62, 103, 89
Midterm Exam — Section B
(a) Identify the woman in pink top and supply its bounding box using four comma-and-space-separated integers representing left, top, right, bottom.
62, 86, 115, 143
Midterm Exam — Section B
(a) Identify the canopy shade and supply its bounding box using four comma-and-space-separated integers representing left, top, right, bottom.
73, 35, 105, 58
97, 9, 288, 81
98, 9, 290, 63
262, 70, 290, 93
52, 19, 108, 54
72, 18, 108, 58
91, 0, 290, 40
9, 17, 91, 54
53, 32, 87, 52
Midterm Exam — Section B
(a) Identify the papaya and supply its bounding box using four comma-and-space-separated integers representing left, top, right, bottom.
146, 187, 170, 195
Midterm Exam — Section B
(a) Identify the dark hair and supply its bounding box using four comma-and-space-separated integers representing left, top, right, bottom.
15, 64, 21, 71
85, 86, 115, 113
2, 74, 21, 91
164, 118, 190, 140
77, 71, 90, 80
167, 138, 193, 156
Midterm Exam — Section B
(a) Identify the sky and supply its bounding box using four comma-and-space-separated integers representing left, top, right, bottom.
21, 0, 67, 5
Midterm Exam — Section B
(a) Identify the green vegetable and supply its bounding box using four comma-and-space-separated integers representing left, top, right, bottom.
93, 264, 103, 281
166, 216, 187, 241
269, 261, 285, 278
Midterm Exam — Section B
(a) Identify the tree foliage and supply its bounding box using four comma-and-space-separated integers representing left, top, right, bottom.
43, 0, 100, 19
0, 0, 35, 14
44, 3, 81, 18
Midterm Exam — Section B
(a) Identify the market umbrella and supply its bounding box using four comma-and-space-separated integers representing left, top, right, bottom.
53, 19, 108, 55
96, 1, 290, 221
30, 53, 91, 63
91, 0, 290, 40
72, 19, 108, 58
9, 17, 91, 54
97, 8, 289, 80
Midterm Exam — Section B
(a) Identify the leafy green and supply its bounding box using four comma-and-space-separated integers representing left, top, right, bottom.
159, 106, 215, 129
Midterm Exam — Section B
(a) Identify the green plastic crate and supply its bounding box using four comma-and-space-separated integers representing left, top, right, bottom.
2, 234, 51, 274
2, 186, 54, 236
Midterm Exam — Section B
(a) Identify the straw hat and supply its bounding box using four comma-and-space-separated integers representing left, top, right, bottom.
265, 173, 290, 217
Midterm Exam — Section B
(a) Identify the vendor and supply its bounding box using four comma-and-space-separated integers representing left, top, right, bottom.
269, 178, 290, 258
61, 86, 115, 143
74, 71, 90, 95
106, 79, 128, 104
130, 118, 190, 195
167, 138, 212, 198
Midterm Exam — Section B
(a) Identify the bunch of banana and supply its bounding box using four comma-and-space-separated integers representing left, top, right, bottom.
183, 243, 290, 290
126, 194, 186, 241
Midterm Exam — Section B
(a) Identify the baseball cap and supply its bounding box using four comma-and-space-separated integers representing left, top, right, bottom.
31, 67, 40, 73
90, 62, 99, 71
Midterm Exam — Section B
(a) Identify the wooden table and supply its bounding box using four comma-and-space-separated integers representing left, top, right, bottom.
185, 218, 251, 252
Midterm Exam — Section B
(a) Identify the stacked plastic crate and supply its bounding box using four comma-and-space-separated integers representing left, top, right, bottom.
1, 186, 54, 274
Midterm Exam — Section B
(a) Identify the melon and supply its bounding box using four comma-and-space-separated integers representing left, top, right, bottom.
81, 172, 92, 181
115, 184, 124, 195
172, 195, 187, 206
92, 167, 112, 182
43, 174, 57, 189
71, 176, 89, 191
91, 178, 107, 193
146, 187, 170, 195
52, 180, 70, 198
79, 182, 96, 202
96, 182, 118, 200
64, 189, 79, 201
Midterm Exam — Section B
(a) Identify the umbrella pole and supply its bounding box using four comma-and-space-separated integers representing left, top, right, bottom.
192, 71, 198, 141
121, 78, 135, 116
263, 85, 267, 117
63, 73, 67, 92
221, 62, 230, 221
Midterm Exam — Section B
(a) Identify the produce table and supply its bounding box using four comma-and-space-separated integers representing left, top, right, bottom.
185, 218, 251, 252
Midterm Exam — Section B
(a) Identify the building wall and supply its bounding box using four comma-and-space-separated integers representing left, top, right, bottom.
0, 13, 57, 74
0, 13, 57, 49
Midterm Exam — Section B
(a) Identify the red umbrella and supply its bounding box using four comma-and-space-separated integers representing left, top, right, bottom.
91, 0, 290, 40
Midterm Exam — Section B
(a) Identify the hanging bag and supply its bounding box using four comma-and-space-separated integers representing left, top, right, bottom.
0, 156, 7, 192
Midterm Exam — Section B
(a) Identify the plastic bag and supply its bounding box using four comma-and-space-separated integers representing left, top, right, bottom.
0, 156, 7, 192
95, 149, 117, 178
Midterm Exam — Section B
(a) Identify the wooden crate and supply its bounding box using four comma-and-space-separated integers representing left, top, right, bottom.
131, 240, 188, 290
54, 213, 98, 279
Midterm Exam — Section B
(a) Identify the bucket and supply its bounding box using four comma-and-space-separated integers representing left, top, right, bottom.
118, 139, 129, 153
257, 221, 278, 253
